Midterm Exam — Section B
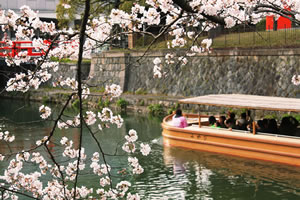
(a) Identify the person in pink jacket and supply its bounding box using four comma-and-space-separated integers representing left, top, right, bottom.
172, 109, 188, 128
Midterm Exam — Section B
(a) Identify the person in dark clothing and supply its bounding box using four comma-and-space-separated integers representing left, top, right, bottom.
256, 120, 265, 132
226, 112, 236, 129
279, 116, 299, 136
216, 116, 227, 128
262, 118, 270, 132
268, 119, 278, 134
246, 110, 253, 125
209, 116, 217, 127
236, 112, 248, 130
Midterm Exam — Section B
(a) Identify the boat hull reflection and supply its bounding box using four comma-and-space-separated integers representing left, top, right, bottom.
163, 145, 300, 189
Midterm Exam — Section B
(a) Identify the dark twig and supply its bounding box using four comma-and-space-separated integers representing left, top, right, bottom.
0, 187, 39, 199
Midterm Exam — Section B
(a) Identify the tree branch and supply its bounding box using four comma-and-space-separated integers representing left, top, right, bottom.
73, 0, 90, 198
172, 0, 226, 26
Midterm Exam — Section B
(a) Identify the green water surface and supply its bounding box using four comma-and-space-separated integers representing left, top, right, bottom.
0, 99, 299, 200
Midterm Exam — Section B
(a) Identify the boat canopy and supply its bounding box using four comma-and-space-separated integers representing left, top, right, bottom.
179, 94, 300, 112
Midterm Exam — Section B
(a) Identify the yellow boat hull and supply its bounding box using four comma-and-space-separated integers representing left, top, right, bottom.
162, 114, 300, 167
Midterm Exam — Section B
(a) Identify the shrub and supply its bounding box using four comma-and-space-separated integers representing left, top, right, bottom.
116, 98, 128, 110
90, 87, 105, 93
98, 98, 110, 110
71, 99, 88, 110
264, 114, 277, 119
42, 96, 51, 104
148, 103, 165, 116
167, 103, 180, 115
138, 99, 145, 106
135, 88, 147, 95
256, 19, 266, 31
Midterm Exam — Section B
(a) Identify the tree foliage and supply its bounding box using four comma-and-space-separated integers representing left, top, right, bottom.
0, 0, 299, 199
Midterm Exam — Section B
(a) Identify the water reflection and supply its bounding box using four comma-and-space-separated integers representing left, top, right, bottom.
0, 98, 300, 199
163, 146, 300, 199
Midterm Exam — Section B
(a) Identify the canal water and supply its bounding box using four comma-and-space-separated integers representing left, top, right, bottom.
0, 99, 300, 200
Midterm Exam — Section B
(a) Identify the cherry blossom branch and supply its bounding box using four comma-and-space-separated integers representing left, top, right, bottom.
253, 3, 298, 16
73, 0, 90, 197
172, 0, 226, 25
253, 9, 300, 25
136, 11, 184, 62
83, 120, 114, 189
0, 187, 38, 199
43, 144, 67, 197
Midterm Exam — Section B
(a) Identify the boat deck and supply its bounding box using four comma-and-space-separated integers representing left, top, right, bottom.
185, 125, 300, 144
165, 118, 300, 145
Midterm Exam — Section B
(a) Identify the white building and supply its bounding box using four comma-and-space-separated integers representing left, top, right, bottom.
0, 0, 60, 39
0, 0, 60, 21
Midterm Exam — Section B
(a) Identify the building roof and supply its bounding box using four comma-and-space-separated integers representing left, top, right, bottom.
179, 94, 300, 112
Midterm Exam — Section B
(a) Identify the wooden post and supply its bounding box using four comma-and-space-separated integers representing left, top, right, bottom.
128, 22, 136, 49
198, 115, 201, 128
198, 105, 201, 128
252, 121, 256, 135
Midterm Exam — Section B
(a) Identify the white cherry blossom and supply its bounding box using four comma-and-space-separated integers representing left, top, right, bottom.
105, 84, 122, 98
292, 75, 300, 85
140, 143, 151, 156
39, 105, 51, 119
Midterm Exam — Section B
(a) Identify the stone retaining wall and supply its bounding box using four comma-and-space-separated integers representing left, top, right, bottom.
50, 62, 90, 84
88, 49, 300, 98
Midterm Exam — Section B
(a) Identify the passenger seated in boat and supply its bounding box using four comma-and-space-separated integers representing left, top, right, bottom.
262, 118, 270, 132
279, 116, 299, 136
268, 119, 278, 134
256, 120, 265, 132
209, 116, 218, 128
226, 119, 237, 130
172, 109, 188, 128
216, 116, 227, 128
246, 110, 253, 125
236, 112, 248, 130
225, 112, 237, 129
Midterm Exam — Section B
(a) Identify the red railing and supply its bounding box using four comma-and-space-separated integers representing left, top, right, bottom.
0, 41, 46, 57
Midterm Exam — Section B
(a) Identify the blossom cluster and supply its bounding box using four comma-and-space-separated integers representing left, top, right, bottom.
105, 84, 122, 99
153, 57, 163, 78
35, 136, 49, 146
122, 129, 138, 153
56, 107, 124, 132
292, 75, 300, 86
128, 156, 144, 175
6, 69, 52, 92
98, 107, 124, 129
0, 154, 45, 198
57, 115, 80, 129
39, 105, 52, 119
122, 129, 151, 175
0, 130, 15, 143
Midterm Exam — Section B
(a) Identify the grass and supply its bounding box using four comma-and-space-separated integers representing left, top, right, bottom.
50, 57, 91, 64
39, 86, 68, 91
89, 87, 105, 93
212, 29, 300, 49
121, 28, 300, 51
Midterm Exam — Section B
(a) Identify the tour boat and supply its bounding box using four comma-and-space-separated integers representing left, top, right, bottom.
162, 94, 300, 167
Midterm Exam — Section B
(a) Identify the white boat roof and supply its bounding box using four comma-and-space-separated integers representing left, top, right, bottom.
179, 94, 300, 112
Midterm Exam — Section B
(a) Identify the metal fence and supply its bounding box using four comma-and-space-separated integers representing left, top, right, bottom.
208, 25, 300, 48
